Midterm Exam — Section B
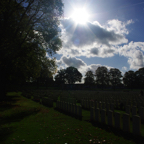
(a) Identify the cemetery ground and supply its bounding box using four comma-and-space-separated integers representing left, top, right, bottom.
0, 92, 144, 144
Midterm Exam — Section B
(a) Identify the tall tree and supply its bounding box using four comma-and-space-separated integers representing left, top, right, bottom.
84, 70, 95, 85
55, 69, 67, 85
95, 66, 109, 89
135, 67, 144, 89
65, 67, 82, 84
0, 0, 64, 99
33, 57, 57, 88
123, 70, 136, 89
109, 68, 122, 90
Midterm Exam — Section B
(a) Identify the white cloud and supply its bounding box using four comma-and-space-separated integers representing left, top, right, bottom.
60, 18, 128, 48
122, 66, 128, 71
56, 18, 144, 73
57, 18, 133, 59
105, 19, 134, 35
119, 41, 144, 70
58, 56, 86, 69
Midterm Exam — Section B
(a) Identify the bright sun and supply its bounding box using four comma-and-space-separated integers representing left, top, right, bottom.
71, 8, 89, 24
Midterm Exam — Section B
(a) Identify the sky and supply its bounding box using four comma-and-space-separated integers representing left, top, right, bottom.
52, 0, 144, 83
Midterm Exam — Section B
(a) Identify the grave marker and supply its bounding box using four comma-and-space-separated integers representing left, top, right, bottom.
123, 113, 130, 132
101, 109, 106, 124
95, 108, 100, 122
90, 107, 94, 121
114, 112, 121, 129
108, 110, 114, 126
133, 115, 141, 135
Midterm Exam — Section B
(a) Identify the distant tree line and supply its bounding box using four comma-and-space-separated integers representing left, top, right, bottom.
54, 66, 144, 90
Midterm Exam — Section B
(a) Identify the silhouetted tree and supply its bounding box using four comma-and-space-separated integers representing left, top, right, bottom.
65, 67, 82, 84
33, 57, 57, 89
109, 68, 122, 90
0, 0, 64, 99
123, 70, 136, 89
135, 67, 144, 89
95, 66, 109, 89
55, 69, 67, 85
84, 70, 95, 85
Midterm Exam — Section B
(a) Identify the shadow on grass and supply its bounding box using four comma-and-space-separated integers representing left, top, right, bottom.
0, 96, 20, 112
0, 95, 19, 102
0, 108, 41, 143
0, 125, 15, 143
0, 108, 41, 125
86, 119, 144, 144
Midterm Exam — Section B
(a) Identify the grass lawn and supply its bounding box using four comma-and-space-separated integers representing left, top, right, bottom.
0, 92, 143, 144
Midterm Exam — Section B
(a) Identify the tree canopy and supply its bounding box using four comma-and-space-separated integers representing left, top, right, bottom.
55, 69, 67, 85
123, 70, 136, 89
84, 70, 95, 85
65, 67, 82, 84
55, 67, 82, 84
95, 66, 109, 89
109, 68, 122, 89
0, 0, 64, 97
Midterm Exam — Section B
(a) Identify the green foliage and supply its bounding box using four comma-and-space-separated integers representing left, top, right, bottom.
84, 70, 95, 85
55, 69, 67, 84
55, 67, 82, 84
123, 70, 136, 89
0, 0, 64, 95
109, 68, 122, 89
123, 68, 144, 89
135, 67, 144, 88
95, 66, 109, 88
65, 66, 82, 84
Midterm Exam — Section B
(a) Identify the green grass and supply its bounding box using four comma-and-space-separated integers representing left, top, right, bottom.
0, 92, 143, 144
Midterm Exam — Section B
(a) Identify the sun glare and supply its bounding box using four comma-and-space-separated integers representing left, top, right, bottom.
71, 8, 89, 24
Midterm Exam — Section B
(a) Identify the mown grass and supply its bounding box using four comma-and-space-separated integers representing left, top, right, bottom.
0, 92, 143, 144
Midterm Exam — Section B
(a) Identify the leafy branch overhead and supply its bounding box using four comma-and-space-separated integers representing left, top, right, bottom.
0, 0, 64, 96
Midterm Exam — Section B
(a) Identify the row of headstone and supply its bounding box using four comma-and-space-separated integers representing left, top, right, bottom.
31, 90, 144, 110
125, 105, 144, 121
56, 101, 82, 118
81, 97, 144, 113
77, 91, 143, 105
61, 98, 76, 104
90, 107, 141, 135
82, 100, 114, 112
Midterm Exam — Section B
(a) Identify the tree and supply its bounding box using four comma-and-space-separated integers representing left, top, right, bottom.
109, 68, 122, 90
95, 66, 109, 89
55, 67, 82, 85
0, 0, 64, 98
32, 57, 57, 88
135, 67, 144, 89
55, 69, 67, 85
65, 67, 82, 84
84, 70, 95, 85
123, 70, 136, 89
0, 0, 63, 53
